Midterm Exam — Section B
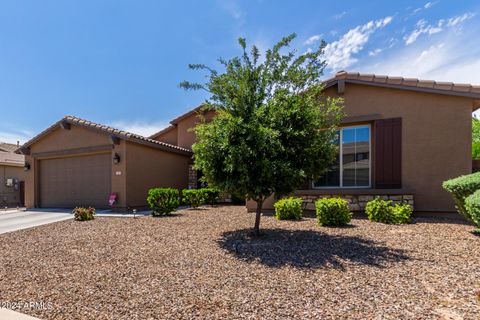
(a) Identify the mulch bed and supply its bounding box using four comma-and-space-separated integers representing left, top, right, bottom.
0, 206, 479, 319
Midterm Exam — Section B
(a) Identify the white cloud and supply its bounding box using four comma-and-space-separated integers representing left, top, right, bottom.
358, 27, 480, 86
110, 120, 170, 137
304, 34, 322, 45
369, 48, 383, 56
333, 11, 347, 20
404, 19, 443, 45
220, 0, 246, 25
0, 128, 33, 145
404, 12, 475, 45
323, 16, 393, 70
447, 12, 476, 27
424, 1, 435, 9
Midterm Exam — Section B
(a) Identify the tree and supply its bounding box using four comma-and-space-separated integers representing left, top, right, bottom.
473, 117, 480, 159
180, 33, 344, 235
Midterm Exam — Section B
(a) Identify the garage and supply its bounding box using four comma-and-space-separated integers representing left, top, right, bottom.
39, 153, 111, 208
19, 115, 193, 211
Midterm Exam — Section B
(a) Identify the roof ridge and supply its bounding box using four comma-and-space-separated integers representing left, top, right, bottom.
325, 71, 480, 96
19, 115, 193, 155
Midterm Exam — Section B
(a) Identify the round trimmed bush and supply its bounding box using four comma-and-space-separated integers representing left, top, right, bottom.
443, 172, 480, 221
73, 207, 95, 221
182, 189, 206, 208
315, 198, 352, 227
465, 190, 480, 228
274, 197, 303, 220
147, 188, 180, 216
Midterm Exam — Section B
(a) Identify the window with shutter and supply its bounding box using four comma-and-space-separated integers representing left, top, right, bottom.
374, 118, 402, 189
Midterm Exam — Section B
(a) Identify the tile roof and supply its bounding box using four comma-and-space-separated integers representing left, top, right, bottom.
0, 142, 20, 153
18, 116, 193, 156
325, 71, 480, 99
149, 125, 176, 139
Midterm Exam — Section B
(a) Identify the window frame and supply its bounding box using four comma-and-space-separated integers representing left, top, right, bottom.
312, 123, 372, 189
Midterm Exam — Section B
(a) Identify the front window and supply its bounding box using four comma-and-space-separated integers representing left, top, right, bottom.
313, 125, 371, 188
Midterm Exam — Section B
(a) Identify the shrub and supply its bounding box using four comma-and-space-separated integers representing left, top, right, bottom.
274, 197, 303, 220
443, 172, 480, 221
147, 188, 180, 216
182, 189, 206, 208
465, 190, 480, 228
73, 207, 95, 221
365, 197, 412, 224
202, 188, 220, 205
315, 198, 352, 227
392, 202, 413, 224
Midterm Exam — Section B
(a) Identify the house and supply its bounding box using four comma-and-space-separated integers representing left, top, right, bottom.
153, 72, 480, 213
0, 142, 25, 206
18, 71, 480, 212
18, 117, 192, 210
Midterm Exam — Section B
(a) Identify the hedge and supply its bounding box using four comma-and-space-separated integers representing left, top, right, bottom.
147, 188, 180, 216
274, 197, 303, 220
365, 197, 411, 224
182, 189, 206, 208
442, 172, 480, 222
315, 198, 352, 227
72, 207, 95, 221
465, 189, 480, 228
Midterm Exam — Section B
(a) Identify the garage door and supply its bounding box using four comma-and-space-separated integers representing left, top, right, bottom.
39, 153, 111, 208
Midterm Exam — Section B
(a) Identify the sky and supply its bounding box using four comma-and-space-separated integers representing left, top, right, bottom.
1, 0, 479, 144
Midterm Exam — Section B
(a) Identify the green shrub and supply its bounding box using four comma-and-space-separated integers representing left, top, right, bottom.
465, 190, 480, 228
365, 197, 412, 224
147, 188, 180, 216
443, 172, 480, 221
274, 197, 303, 220
202, 188, 220, 205
182, 189, 206, 208
392, 202, 412, 224
72, 207, 95, 221
473, 142, 480, 160
315, 198, 352, 227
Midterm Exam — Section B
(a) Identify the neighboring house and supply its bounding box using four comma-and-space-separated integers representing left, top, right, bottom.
18, 117, 192, 210
18, 71, 480, 212
0, 142, 25, 206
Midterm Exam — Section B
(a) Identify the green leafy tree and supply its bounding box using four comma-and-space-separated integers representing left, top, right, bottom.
180, 33, 344, 235
473, 117, 480, 159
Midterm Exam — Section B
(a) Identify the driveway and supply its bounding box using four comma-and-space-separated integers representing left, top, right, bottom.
0, 209, 73, 235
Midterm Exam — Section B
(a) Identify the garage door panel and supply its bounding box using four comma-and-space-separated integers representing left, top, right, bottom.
39, 153, 111, 208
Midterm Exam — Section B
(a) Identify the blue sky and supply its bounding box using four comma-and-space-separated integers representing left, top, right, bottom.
1, 0, 479, 144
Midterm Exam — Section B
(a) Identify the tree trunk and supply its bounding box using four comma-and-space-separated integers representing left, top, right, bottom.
253, 198, 264, 236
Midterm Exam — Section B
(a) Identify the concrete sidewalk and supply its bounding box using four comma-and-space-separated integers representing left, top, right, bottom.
0, 210, 72, 235
0, 308, 40, 319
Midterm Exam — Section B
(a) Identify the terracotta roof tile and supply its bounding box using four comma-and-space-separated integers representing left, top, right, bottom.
19, 116, 193, 156
325, 71, 480, 98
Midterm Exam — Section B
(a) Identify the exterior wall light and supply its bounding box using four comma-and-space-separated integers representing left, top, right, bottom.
24, 162, 31, 171
113, 153, 121, 164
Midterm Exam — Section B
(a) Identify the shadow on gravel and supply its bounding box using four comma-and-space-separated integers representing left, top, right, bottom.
218, 228, 409, 269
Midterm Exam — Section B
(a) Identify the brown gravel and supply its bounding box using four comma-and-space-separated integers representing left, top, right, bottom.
0, 206, 479, 319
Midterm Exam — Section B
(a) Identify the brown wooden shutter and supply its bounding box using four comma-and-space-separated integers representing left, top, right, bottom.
374, 118, 402, 189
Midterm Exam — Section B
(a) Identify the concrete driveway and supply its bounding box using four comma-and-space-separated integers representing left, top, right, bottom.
0, 209, 73, 235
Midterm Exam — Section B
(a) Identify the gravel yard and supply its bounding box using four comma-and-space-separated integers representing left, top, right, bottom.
0, 205, 479, 319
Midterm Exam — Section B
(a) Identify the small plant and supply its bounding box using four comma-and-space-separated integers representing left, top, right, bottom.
274, 197, 303, 220
315, 198, 352, 227
202, 188, 220, 205
465, 190, 480, 228
443, 172, 480, 222
147, 188, 180, 216
73, 207, 95, 221
365, 197, 412, 224
182, 189, 206, 208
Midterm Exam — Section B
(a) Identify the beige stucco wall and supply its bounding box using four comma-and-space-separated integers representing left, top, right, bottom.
125, 142, 190, 208
0, 164, 25, 206
176, 110, 216, 149
154, 126, 178, 145
246, 83, 474, 213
